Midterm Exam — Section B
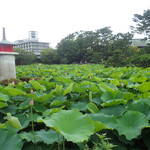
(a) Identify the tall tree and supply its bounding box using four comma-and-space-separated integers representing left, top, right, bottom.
112, 32, 133, 56
40, 48, 58, 64
92, 27, 113, 60
13, 48, 36, 65
131, 9, 150, 39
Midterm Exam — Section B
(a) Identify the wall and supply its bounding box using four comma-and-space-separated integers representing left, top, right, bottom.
0, 52, 18, 81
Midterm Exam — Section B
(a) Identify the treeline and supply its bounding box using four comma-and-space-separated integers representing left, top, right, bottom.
14, 9, 150, 67
40, 28, 149, 67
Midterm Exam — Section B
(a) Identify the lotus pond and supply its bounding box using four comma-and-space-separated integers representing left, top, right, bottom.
0, 64, 150, 150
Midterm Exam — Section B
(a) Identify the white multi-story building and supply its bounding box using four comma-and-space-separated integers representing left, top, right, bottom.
14, 31, 50, 59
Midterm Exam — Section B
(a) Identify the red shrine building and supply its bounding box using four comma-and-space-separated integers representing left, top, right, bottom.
0, 28, 15, 52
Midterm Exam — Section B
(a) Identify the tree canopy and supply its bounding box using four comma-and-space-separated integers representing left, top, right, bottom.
13, 48, 36, 65
131, 9, 150, 40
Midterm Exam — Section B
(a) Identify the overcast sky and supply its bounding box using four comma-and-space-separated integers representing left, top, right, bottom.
0, 0, 150, 48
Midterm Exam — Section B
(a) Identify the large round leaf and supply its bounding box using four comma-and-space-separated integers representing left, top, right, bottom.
116, 110, 149, 140
0, 129, 23, 150
39, 109, 95, 143
89, 113, 117, 129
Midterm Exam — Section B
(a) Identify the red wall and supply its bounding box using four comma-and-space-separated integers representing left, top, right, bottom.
0, 45, 13, 52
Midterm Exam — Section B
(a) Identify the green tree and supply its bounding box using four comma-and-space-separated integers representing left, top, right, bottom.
40, 48, 58, 64
57, 31, 90, 64
131, 9, 150, 39
105, 49, 127, 67
131, 54, 150, 68
111, 32, 133, 57
92, 27, 113, 60
13, 48, 36, 65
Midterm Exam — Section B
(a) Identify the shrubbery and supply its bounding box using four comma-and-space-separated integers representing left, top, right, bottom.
14, 48, 36, 65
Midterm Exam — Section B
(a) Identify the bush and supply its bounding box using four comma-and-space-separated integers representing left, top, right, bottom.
14, 48, 36, 65
131, 54, 150, 68
40, 48, 58, 64
20, 77, 41, 83
105, 50, 127, 67
0, 78, 21, 86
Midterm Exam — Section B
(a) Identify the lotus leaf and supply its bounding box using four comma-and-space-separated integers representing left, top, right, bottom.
4, 87, 26, 96
0, 102, 8, 109
116, 110, 149, 140
38, 109, 95, 143
29, 80, 46, 91
87, 102, 99, 113
0, 129, 23, 150
89, 113, 117, 129
99, 105, 126, 116
63, 83, 74, 95
7, 113, 22, 129
0, 92, 9, 102
71, 102, 87, 111
128, 101, 150, 120
20, 129, 63, 144
98, 83, 118, 92
137, 82, 150, 92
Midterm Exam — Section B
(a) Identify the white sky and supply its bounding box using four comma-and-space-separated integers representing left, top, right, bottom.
0, 0, 150, 48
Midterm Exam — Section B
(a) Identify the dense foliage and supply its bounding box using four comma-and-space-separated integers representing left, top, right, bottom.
131, 9, 150, 40
41, 26, 149, 67
14, 48, 36, 65
0, 64, 150, 150
56, 28, 134, 66
40, 48, 58, 64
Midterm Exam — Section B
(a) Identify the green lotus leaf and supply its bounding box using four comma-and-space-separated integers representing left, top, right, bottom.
0, 92, 9, 102
94, 121, 107, 132
32, 92, 53, 102
128, 101, 150, 120
116, 110, 149, 140
0, 123, 7, 129
101, 90, 123, 102
87, 102, 99, 113
15, 114, 30, 128
4, 87, 26, 96
43, 106, 65, 117
63, 83, 74, 95
51, 84, 63, 95
50, 96, 67, 106
0, 102, 8, 108
110, 79, 120, 86
54, 76, 72, 84
0, 105, 17, 114
136, 82, 150, 92
123, 92, 134, 100
7, 113, 22, 129
101, 90, 126, 106
39, 109, 95, 143
34, 102, 47, 113
71, 102, 87, 112
99, 105, 126, 116
89, 113, 117, 129
29, 80, 46, 91
101, 99, 127, 107
129, 76, 147, 82
0, 129, 23, 150
20, 129, 63, 144
98, 83, 118, 92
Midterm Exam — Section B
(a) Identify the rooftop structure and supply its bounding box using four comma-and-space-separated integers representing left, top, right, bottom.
0, 28, 16, 52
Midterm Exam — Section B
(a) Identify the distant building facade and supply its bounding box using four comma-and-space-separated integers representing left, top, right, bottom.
14, 31, 50, 59
131, 39, 149, 48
